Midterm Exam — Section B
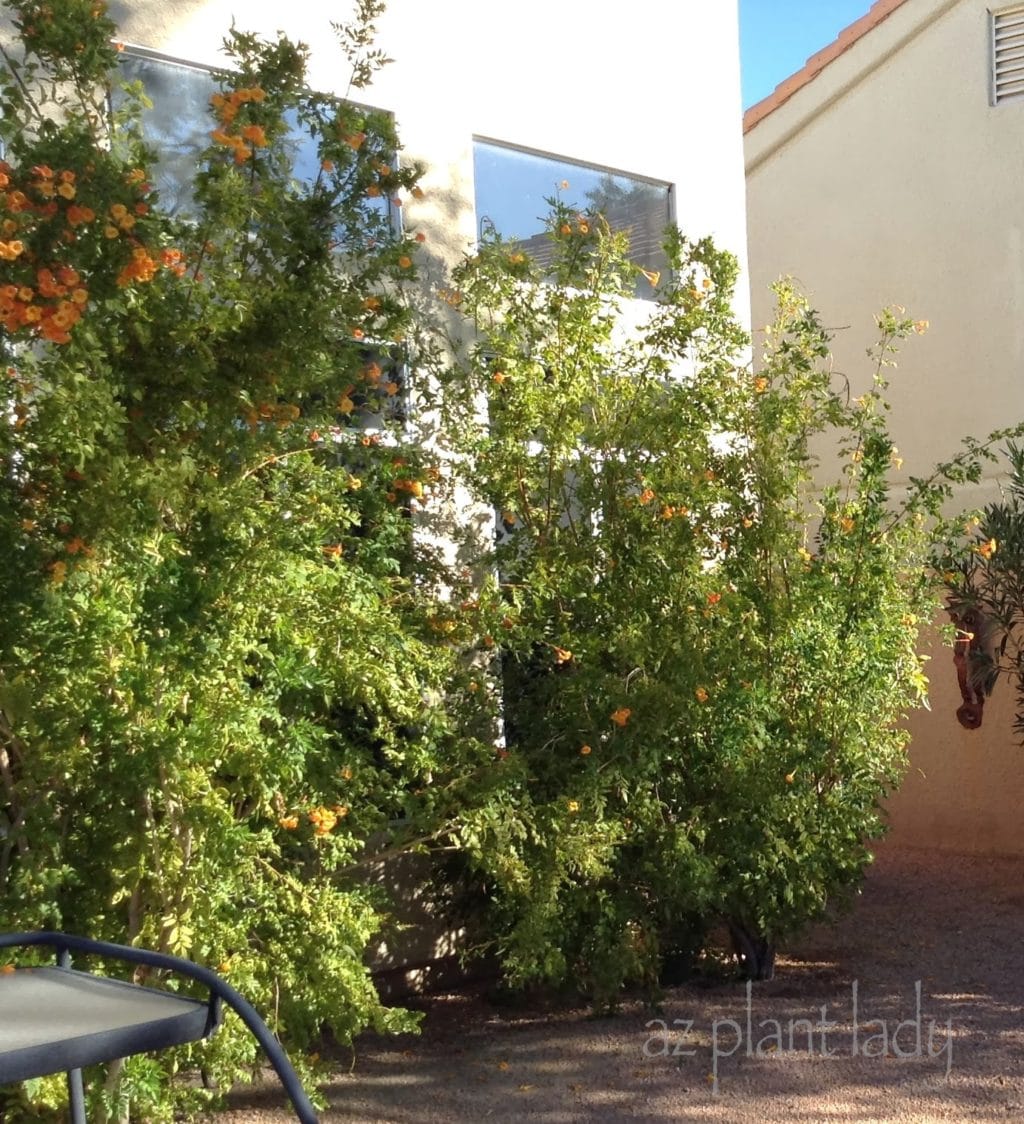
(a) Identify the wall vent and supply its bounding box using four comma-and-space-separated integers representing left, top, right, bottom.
993, 5, 1024, 104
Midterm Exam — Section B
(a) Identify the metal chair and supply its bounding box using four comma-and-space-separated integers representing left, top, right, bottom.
0, 931, 319, 1123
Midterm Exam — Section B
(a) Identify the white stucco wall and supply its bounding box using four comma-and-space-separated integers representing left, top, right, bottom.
106, 0, 750, 321
745, 0, 1024, 853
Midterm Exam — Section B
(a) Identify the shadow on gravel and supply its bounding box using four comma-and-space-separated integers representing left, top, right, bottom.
211, 845, 1024, 1123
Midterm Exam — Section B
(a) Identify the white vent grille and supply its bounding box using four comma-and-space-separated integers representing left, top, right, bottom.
994, 6, 1024, 104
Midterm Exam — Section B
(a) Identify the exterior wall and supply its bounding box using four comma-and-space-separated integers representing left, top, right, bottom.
107, 0, 750, 323
745, 0, 1024, 853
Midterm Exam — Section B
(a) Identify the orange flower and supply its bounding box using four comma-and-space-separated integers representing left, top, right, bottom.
308, 806, 339, 836
366, 184, 381, 198
398, 255, 412, 269
321, 159, 335, 172
56, 182, 75, 200
839, 516, 855, 533
706, 592, 722, 606
411, 186, 425, 200
415, 231, 426, 242
553, 646, 573, 664
278, 815, 299, 830
753, 376, 769, 393
610, 707, 631, 727
579, 744, 592, 756
638, 488, 655, 505
241, 124, 268, 147
977, 538, 997, 560
566, 800, 580, 813
695, 686, 709, 703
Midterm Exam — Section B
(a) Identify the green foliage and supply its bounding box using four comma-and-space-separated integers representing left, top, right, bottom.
3, 2, 1021, 1116
0, 1, 477, 1116
944, 441, 1024, 737
436, 202, 1013, 1005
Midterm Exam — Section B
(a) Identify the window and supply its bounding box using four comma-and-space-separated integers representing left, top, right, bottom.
116, 50, 221, 214
114, 50, 410, 445
993, 6, 1024, 104
472, 139, 672, 299
114, 48, 395, 231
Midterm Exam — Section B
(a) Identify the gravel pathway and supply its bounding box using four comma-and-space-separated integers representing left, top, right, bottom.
208, 844, 1024, 1122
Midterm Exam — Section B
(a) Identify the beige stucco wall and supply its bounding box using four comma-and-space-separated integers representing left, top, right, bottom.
745, 0, 1024, 852
106, 0, 750, 322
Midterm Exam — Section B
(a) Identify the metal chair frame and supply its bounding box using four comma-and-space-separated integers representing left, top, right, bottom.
0, 931, 318, 1123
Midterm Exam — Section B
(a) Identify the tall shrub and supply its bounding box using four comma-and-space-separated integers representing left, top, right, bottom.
439, 204, 1017, 1002
0, 1, 484, 1116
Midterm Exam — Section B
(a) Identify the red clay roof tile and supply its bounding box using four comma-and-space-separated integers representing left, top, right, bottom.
743, 0, 911, 133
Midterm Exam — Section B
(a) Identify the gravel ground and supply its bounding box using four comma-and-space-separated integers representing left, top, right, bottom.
208, 844, 1024, 1122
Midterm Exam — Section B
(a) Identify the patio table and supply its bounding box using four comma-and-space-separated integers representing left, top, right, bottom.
0, 931, 318, 1123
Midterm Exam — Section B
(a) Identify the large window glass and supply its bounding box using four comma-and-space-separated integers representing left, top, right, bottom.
473, 139, 672, 298
115, 50, 393, 229
116, 52, 220, 214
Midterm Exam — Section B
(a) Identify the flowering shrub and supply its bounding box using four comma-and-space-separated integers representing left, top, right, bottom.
0, 2, 484, 1118
2, 2, 1021, 1117
437, 204, 1020, 1003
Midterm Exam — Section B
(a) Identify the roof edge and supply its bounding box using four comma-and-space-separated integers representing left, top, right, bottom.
743, 0, 912, 134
